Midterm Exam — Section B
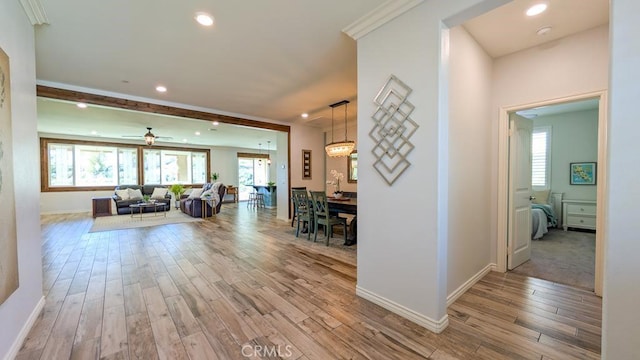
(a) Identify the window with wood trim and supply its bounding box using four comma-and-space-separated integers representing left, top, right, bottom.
41, 138, 210, 191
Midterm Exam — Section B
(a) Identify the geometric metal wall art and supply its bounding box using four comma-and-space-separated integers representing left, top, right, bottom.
369, 75, 419, 185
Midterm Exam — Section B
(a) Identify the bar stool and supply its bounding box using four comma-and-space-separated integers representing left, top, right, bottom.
255, 193, 266, 208
247, 192, 257, 208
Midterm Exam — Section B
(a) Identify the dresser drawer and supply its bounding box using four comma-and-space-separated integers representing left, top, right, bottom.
566, 215, 596, 228
566, 204, 596, 215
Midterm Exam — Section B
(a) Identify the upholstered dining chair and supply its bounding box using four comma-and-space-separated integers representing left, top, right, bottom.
309, 191, 347, 245
292, 189, 313, 239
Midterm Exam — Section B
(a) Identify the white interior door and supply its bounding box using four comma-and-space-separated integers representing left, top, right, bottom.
508, 113, 533, 270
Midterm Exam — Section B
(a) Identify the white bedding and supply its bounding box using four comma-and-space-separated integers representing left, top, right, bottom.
531, 208, 549, 240
531, 203, 557, 239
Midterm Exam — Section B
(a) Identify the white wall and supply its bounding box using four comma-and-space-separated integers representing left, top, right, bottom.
447, 26, 494, 296
533, 109, 598, 201
0, 3, 43, 359
356, 0, 498, 331
289, 123, 327, 191
603, 0, 640, 358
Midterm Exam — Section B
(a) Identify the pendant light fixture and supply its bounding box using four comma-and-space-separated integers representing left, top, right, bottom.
267, 141, 272, 166
325, 100, 355, 157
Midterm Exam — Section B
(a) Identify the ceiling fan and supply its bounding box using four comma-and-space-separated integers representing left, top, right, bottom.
122, 127, 172, 145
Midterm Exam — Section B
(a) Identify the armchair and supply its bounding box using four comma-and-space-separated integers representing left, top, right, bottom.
180, 182, 227, 217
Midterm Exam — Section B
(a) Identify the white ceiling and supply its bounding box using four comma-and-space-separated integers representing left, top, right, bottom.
33, 0, 609, 148
463, 0, 609, 58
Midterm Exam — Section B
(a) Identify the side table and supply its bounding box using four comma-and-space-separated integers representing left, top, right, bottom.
92, 197, 112, 218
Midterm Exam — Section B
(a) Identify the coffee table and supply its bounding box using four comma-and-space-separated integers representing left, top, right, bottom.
129, 202, 168, 219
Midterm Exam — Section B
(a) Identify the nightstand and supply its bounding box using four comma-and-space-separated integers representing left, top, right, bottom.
562, 199, 596, 231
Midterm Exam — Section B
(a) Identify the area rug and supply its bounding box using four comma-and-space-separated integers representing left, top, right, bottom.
90, 210, 201, 233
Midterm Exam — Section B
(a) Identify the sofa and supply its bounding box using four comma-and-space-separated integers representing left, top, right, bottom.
112, 184, 172, 215
180, 182, 226, 217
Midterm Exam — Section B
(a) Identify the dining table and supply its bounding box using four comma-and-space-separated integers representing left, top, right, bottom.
327, 196, 357, 245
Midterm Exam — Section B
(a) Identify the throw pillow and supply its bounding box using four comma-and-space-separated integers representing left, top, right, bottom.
187, 188, 203, 199
532, 189, 550, 205
115, 189, 130, 200
128, 188, 144, 200
151, 187, 168, 199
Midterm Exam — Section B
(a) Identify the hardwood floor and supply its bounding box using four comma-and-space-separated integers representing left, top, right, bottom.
17, 204, 601, 359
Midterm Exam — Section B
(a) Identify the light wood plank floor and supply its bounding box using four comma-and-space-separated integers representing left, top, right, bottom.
17, 204, 601, 359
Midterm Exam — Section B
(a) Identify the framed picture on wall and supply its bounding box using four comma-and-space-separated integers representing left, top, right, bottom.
302, 150, 312, 179
347, 151, 357, 183
570, 162, 596, 185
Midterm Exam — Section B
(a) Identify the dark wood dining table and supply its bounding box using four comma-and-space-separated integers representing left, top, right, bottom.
327, 197, 357, 245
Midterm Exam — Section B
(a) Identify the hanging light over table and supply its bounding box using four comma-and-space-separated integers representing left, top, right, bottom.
267, 140, 272, 165
325, 100, 355, 157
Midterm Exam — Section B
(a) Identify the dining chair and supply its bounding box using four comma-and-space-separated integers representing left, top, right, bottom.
290, 186, 307, 227
309, 191, 347, 245
292, 189, 313, 239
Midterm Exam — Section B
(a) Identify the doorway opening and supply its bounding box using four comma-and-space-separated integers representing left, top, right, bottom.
498, 92, 607, 295
237, 156, 269, 201
508, 99, 598, 290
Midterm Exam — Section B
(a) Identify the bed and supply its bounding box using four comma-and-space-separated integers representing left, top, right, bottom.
531, 190, 561, 240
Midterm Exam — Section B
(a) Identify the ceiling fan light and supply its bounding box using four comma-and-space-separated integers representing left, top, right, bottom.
144, 128, 155, 146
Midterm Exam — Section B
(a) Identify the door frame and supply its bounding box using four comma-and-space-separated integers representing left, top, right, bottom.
496, 90, 608, 296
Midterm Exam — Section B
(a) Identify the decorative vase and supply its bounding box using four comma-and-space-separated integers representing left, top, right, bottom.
333, 192, 343, 199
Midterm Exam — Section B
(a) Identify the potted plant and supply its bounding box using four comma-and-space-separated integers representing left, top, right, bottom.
327, 169, 344, 198
169, 184, 186, 209
267, 181, 276, 192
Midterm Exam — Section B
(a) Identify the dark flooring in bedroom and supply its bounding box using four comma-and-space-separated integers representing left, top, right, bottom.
511, 228, 596, 291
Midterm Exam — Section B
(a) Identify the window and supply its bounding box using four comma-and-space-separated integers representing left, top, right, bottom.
142, 148, 208, 185
531, 126, 552, 189
48, 143, 134, 187
42, 138, 210, 191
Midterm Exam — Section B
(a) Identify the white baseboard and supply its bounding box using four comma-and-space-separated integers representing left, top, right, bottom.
446, 263, 496, 307
355, 286, 449, 333
40, 209, 91, 215
3, 296, 45, 360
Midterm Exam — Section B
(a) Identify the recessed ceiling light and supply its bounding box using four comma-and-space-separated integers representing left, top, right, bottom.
212, 121, 219, 126
77, 102, 88, 109
155, 85, 167, 93
301, 113, 309, 118
536, 26, 552, 36
183, 139, 188, 143
91, 130, 97, 135
195, 12, 214, 26
526, 3, 547, 16
195, 131, 201, 136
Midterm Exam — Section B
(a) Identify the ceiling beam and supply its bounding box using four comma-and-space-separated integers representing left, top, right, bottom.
36, 85, 290, 133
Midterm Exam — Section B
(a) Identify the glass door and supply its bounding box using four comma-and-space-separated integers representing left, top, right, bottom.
238, 157, 268, 201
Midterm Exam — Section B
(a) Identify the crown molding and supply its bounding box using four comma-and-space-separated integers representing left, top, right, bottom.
342, 0, 425, 40
19, 0, 50, 25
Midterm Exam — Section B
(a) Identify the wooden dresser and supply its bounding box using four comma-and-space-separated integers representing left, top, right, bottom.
562, 199, 596, 231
